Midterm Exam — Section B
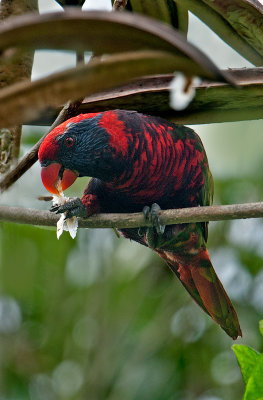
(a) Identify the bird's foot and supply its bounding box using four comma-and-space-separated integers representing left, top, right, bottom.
141, 203, 165, 234
50, 197, 86, 219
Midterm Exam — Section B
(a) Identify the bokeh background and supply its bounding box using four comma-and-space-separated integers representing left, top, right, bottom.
0, 0, 263, 399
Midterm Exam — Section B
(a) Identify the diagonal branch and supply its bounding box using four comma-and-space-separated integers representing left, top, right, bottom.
1, 201, 263, 229
0, 98, 83, 192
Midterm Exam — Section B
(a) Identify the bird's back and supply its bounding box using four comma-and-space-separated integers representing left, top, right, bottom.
97, 110, 213, 213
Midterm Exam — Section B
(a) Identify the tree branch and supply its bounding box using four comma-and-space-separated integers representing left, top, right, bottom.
1, 202, 263, 229
0, 0, 38, 172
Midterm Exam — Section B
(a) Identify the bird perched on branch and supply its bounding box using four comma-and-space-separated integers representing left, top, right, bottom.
38, 109, 241, 339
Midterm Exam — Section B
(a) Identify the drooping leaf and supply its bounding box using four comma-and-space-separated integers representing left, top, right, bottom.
259, 320, 263, 336
174, 0, 263, 66
0, 10, 230, 82
232, 344, 260, 385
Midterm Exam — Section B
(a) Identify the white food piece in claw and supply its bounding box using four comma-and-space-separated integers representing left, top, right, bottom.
52, 193, 78, 239
169, 72, 201, 111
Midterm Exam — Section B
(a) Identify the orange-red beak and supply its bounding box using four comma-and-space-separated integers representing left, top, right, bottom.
41, 163, 78, 195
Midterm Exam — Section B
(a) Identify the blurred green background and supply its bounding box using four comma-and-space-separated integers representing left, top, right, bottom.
2, 120, 263, 400
1, 1, 263, 399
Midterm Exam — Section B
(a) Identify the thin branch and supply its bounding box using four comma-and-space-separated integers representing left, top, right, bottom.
0, 98, 84, 193
1, 202, 263, 229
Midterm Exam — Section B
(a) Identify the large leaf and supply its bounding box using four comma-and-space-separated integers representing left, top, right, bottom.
233, 344, 263, 400
202, 0, 263, 55
30, 69, 263, 126
232, 344, 260, 385
174, 0, 263, 66
244, 356, 263, 400
0, 10, 230, 82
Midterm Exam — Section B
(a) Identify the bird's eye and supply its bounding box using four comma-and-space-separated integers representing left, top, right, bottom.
65, 137, 74, 148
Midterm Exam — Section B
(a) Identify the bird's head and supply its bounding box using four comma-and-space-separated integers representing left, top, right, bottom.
38, 111, 129, 194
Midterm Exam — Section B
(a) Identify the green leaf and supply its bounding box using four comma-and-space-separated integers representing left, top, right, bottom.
245, 354, 263, 400
232, 344, 260, 385
174, 0, 263, 66
201, 0, 263, 56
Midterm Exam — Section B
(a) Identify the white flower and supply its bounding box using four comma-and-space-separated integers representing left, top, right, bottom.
169, 72, 201, 111
52, 193, 78, 240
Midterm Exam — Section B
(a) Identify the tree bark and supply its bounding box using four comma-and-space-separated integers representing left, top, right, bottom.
1, 202, 263, 229
0, 0, 38, 173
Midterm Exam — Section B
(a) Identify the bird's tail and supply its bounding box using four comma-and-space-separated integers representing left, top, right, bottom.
156, 248, 242, 339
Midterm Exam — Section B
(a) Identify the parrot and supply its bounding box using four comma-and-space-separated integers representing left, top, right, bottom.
38, 109, 242, 339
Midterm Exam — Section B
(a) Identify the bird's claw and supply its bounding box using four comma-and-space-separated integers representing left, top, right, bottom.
50, 205, 60, 212
50, 198, 86, 219
142, 203, 165, 234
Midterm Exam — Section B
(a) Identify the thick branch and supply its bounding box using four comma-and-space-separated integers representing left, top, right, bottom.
1, 202, 263, 229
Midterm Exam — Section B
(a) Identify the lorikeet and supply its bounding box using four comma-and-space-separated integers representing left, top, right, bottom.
38, 110, 241, 339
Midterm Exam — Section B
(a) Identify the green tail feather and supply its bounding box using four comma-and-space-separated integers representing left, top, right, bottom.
157, 248, 242, 339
